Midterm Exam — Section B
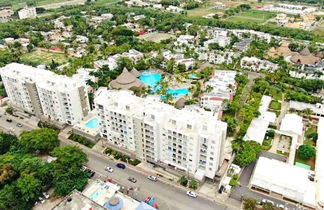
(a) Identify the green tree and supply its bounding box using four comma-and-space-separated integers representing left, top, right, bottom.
0, 164, 16, 186
0, 132, 18, 154
234, 141, 262, 167
243, 198, 257, 210
189, 179, 198, 190
17, 174, 42, 202
19, 128, 59, 154
298, 144, 316, 160
5, 106, 13, 115
51, 145, 87, 167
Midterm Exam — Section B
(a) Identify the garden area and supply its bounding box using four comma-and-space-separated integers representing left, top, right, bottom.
269, 100, 281, 111
104, 148, 141, 166
69, 133, 95, 148
294, 144, 316, 170
20, 49, 68, 66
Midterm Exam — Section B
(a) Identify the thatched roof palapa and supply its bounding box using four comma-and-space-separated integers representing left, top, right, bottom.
109, 68, 144, 89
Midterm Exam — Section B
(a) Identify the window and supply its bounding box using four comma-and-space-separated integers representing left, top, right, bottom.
187, 124, 192, 129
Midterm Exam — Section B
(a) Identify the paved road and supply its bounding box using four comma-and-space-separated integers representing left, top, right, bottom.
61, 139, 229, 210
0, 115, 230, 210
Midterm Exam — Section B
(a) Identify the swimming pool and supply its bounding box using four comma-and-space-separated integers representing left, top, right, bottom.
188, 73, 198, 79
90, 188, 104, 200
139, 72, 162, 90
161, 88, 190, 100
85, 118, 99, 129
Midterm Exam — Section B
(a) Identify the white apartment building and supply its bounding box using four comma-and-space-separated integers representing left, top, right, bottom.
18, 7, 36, 19
94, 88, 227, 179
0, 63, 90, 125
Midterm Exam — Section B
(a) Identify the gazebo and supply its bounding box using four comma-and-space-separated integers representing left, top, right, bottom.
290, 48, 321, 65
109, 68, 144, 89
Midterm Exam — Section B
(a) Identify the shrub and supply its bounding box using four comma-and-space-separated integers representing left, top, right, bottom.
298, 144, 316, 160
189, 180, 198, 190
69, 133, 94, 148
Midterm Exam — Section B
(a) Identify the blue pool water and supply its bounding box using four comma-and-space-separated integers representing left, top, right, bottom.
188, 73, 197, 79
139, 72, 162, 90
90, 188, 104, 200
162, 88, 189, 99
85, 118, 99, 129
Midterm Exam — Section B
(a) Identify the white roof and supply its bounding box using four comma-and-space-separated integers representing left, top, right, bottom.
258, 95, 277, 123
251, 157, 316, 206
289, 101, 324, 116
316, 118, 324, 207
243, 118, 269, 144
280, 113, 303, 136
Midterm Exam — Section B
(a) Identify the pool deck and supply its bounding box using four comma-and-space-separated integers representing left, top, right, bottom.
72, 112, 100, 140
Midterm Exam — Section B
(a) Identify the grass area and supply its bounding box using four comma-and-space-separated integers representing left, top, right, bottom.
269, 100, 281, 110
277, 150, 289, 156
20, 49, 68, 65
187, 7, 222, 17
3, 0, 75, 10
225, 10, 276, 24
69, 133, 94, 148
294, 153, 315, 170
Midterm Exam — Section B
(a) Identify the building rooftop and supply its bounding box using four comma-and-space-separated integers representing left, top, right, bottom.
52, 190, 105, 210
250, 157, 316, 207
243, 118, 269, 144
280, 113, 303, 136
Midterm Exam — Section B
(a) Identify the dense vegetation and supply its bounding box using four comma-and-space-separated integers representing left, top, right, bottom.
0, 129, 88, 210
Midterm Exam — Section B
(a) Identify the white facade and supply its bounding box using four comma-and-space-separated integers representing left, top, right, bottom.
241, 56, 278, 72
200, 70, 236, 111
316, 118, 324, 208
0, 63, 90, 125
94, 88, 227, 179
18, 7, 36, 19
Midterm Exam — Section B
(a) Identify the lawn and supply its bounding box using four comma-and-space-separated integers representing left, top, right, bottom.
269, 100, 281, 110
3, 0, 75, 10
225, 10, 276, 24
20, 49, 68, 65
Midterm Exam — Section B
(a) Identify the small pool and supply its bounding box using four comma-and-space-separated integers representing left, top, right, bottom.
162, 88, 189, 99
188, 73, 198, 79
295, 162, 311, 170
139, 72, 162, 90
90, 188, 104, 200
85, 118, 99, 129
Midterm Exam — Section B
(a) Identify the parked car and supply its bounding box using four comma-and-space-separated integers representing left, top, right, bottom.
42, 192, 49, 199
38, 197, 45, 204
276, 204, 286, 209
261, 199, 274, 205
128, 177, 137, 183
16, 123, 23, 127
6, 119, 12, 123
82, 166, 95, 178
116, 163, 126, 169
186, 191, 197, 198
218, 185, 225, 194
105, 166, 114, 173
147, 175, 157, 181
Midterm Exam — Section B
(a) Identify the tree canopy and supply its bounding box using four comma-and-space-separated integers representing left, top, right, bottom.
19, 128, 59, 154
298, 144, 316, 160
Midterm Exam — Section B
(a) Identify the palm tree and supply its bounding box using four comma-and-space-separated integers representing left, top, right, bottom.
303, 108, 313, 121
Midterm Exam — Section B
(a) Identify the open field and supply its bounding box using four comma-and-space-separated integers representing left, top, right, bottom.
20, 49, 68, 65
225, 10, 276, 24
1, 0, 78, 10
138, 32, 176, 43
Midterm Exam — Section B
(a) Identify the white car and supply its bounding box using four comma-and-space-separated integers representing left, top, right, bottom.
42, 192, 49, 199
186, 191, 197, 198
262, 199, 274, 205
147, 175, 157, 181
105, 166, 114, 173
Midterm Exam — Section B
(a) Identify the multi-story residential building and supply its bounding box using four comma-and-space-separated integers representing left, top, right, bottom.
0, 63, 90, 125
94, 88, 227, 180
18, 6, 36, 19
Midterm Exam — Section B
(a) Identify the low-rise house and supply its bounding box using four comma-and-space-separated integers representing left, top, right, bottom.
166, 5, 184, 13
75, 35, 89, 43
176, 58, 195, 70
18, 6, 36, 19
200, 70, 237, 111
175, 35, 195, 47
240, 56, 278, 72
204, 37, 230, 48
250, 157, 316, 209
0, 7, 14, 23
123, 49, 144, 62
289, 101, 324, 119
233, 38, 252, 52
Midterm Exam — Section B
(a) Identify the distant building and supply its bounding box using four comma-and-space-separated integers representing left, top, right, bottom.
0, 7, 14, 23
240, 56, 278, 72
18, 7, 36, 19
233, 38, 252, 52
